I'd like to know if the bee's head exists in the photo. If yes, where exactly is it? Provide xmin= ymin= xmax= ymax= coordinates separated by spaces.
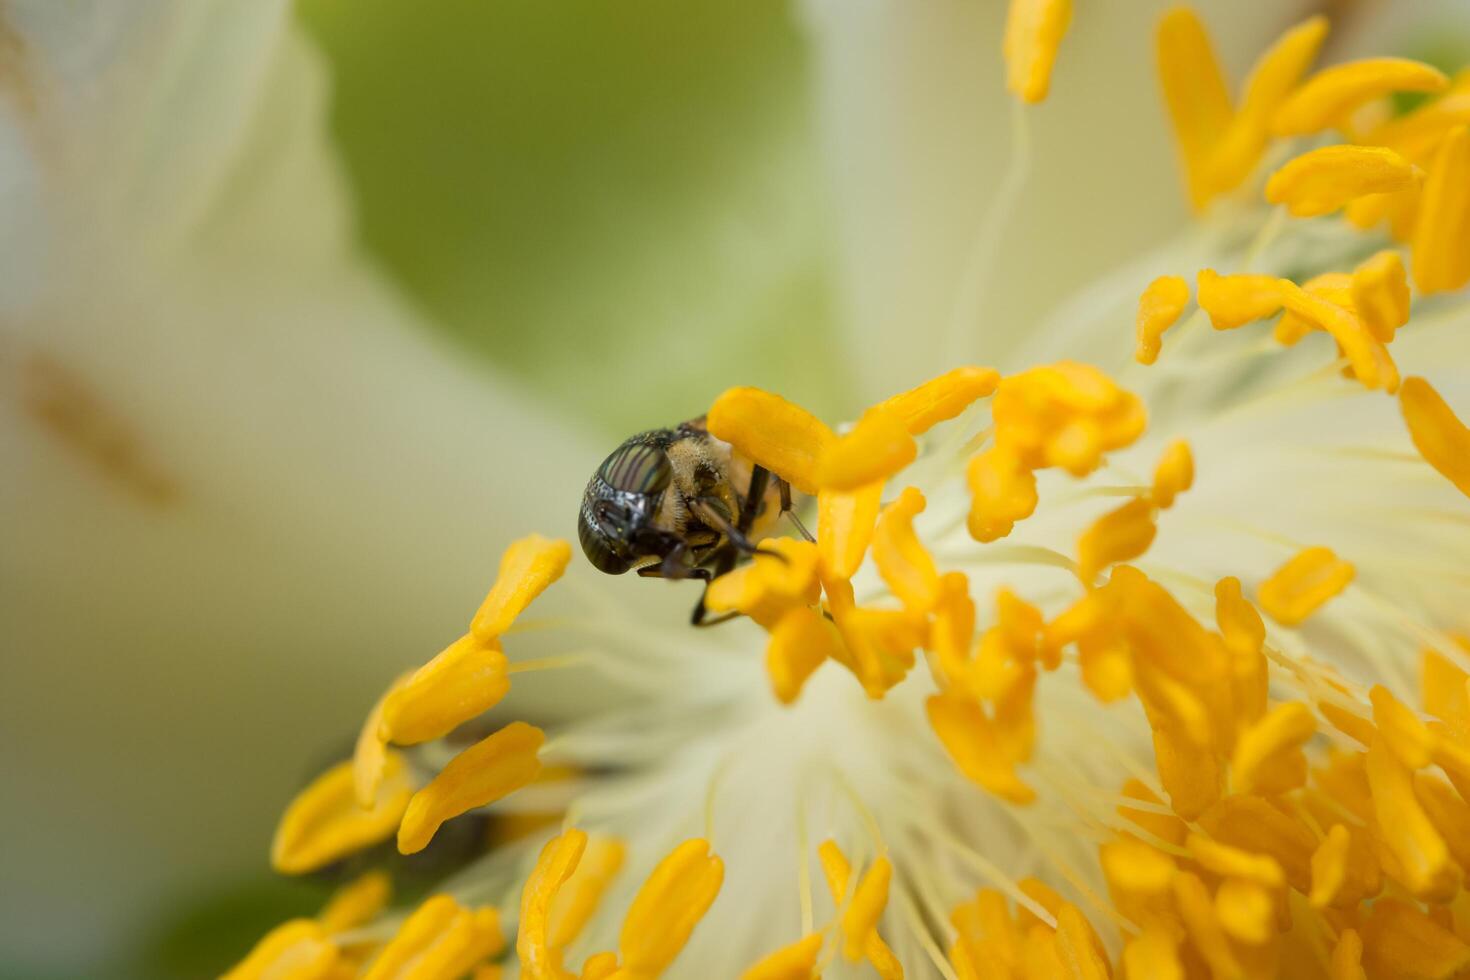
xmin=577 ymin=438 xmax=673 ymax=574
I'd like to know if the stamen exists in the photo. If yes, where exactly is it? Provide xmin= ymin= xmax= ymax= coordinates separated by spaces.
xmin=1156 ymin=6 xmax=1233 ymax=210
xmin=617 ymin=839 xmax=724 ymax=976
xmin=320 ymin=870 xmax=392 ymax=934
xmin=1272 ymin=57 xmax=1450 ymax=137
xmin=1230 ymin=701 xmax=1314 ymax=796
xmin=355 ymin=672 xmax=411 ymax=807
xmin=766 ymin=607 xmax=842 ymax=705
xmin=549 ymin=836 xmax=626 ymax=951
xmin=221 ymin=920 xmax=338 ymax=980
xmin=271 ymin=754 xmax=412 ymax=875
xmin=1351 ymin=250 xmax=1410 ymax=342
xmin=1399 ymin=376 xmax=1470 ymax=498
xmin=1150 ymin=440 xmax=1193 ymax=509
xmin=877 ymin=366 xmax=1001 ymax=435
xmin=708 ymin=387 xmax=836 ymax=494
xmin=364 ymin=894 xmax=505 ymax=980
xmin=470 ymin=534 xmax=572 ymax=641
xmin=1134 ymin=275 xmax=1190 ymax=365
xmin=398 ymin=722 xmax=545 ymax=854
xmin=739 ymin=933 xmax=823 ymax=980
xmin=1003 ymin=0 xmax=1072 ymax=104
xmin=380 ymin=634 xmax=511 ymax=746
xmin=816 ymin=482 xmax=883 ymax=580
xmin=1256 ymin=545 xmax=1355 ymax=627
xmin=1264 ymin=144 xmax=1422 ymax=218
xmin=1196 ymin=270 xmax=1283 ymax=330
xmin=817 ymin=409 xmax=916 ymax=491
xmin=1364 ymin=736 xmax=1461 ymax=901
xmin=872 ymin=487 xmax=941 ymax=612
xmin=516 ymin=828 xmax=587 ymax=979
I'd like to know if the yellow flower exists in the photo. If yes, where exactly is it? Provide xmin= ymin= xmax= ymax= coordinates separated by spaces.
xmin=232 ymin=5 xmax=1470 ymax=978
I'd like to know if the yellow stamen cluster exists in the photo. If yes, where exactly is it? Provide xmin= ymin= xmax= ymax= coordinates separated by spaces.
xmin=709 ymin=368 xmax=999 ymax=703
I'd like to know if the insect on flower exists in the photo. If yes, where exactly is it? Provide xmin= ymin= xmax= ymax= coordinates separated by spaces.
xmin=577 ymin=418 xmax=812 ymax=624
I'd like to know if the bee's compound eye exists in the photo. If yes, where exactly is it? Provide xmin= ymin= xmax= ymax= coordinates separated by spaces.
xmin=578 ymin=505 xmax=633 ymax=575
xmin=597 ymin=442 xmax=672 ymax=495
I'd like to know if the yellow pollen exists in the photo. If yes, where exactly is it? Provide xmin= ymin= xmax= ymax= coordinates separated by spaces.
xmin=1207 ymin=15 xmax=1328 ymax=193
xmin=617 ymin=838 xmax=724 ymax=977
xmin=740 ymin=933 xmax=824 ymax=980
xmin=1257 ymin=545 xmax=1356 ymax=626
xmin=319 ymin=870 xmax=392 ymax=934
xmin=965 ymin=446 xmax=1037 ymax=543
xmin=816 ymin=841 xmax=900 ymax=970
xmin=1003 ymin=0 xmax=1072 ymax=105
xmin=1360 ymin=899 xmax=1470 ymax=978
xmin=362 ymin=894 xmax=505 ymax=980
xmin=926 ymin=691 xmax=1036 ymax=804
xmin=1230 ymin=701 xmax=1315 ymax=796
xmin=1121 ymin=930 xmax=1183 ymax=980
xmin=1196 ymin=269 xmax=1283 ymax=330
xmin=518 ymin=828 xmax=587 ymax=980
xmin=1308 ymin=823 xmax=1351 ymax=909
xmin=397 ymin=721 xmax=544 ymax=855
xmin=872 ymin=487 xmax=941 ymax=612
xmin=706 ymin=538 xmax=821 ymax=630
xmin=1277 ymin=279 xmax=1400 ymax=391
xmin=470 ymin=534 xmax=572 ymax=641
xmin=1351 ymin=249 xmax=1410 ymax=342
xmin=877 ymin=366 xmax=1000 ymax=435
xmin=1185 ymin=833 xmax=1286 ymax=888
xmin=1272 ymin=57 xmax=1450 ymax=136
xmin=766 ymin=606 xmax=842 ymax=705
xmin=222 ymin=919 xmax=339 ymax=980
xmin=1172 ymin=872 xmax=1241 ymax=979
xmin=1134 ymin=275 xmax=1190 ymax=365
xmin=579 ymin=952 xmax=619 ymax=979
xmin=1264 ymin=144 xmax=1422 ymax=218
xmin=1149 ymin=440 xmax=1193 ymax=509
xmin=1054 ymin=903 xmax=1110 ymax=979
xmin=271 ymin=753 xmax=412 ymax=875
xmin=708 ymin=387 xmax=836 ymax=495
xmin=816 ymin=481 xmax=883 ymax=580
xmin=1369 ymin=684 xmax=1435 ymax=770
xmin=379 ymin=633 xmax=510 ymax=746
xmin=1411 ymin=125 xmax=1470 ymax=294
xmin=1156 ymin=6 xmax=1233 ymax=210
xmin=1365 ymin=735 xmax=1462 ymax=902
xmin=549 ymin=836 xmax=627 ymax=951
xmin=1076 ymin=497 xmax=1157 ymax=587
xmin=1400 ymin=376 xmax=1470 ymax=499
xmin=1212 ymin=878 xmax=1273 ymax=946
xmin=1331 ymin=927 xmax=1366 ymax=980
xmin=816 ymin=408 xmax=916 ymax=491
xmin=355 ymin=672 xmax=410 ymax=807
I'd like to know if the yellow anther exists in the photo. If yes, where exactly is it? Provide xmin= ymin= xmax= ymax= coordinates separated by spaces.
xmin=815 ymin=842 xmax=902 ymax=976
xmin=470 ymin=534 xmax=572 ymax=641
xmin=379 ymin=633 xmax=510 ymax=746
xmin=831 ymin=601 xmax=925 ymax=699
xmin=708 ymin=387 xmax=836 ymax=495
xmin=1213 ymin=878 xmax=1273 ymax=946
xmin=1003 ymin=0 xmax=1072 ymax=104
xmin=1100 ymin=836 xmax=1175 ymax=895
xmin=1257 ymin=545 xmax=1355 ymax=626
xmin=926 ymin=692 xmax=1036 ymax=803
xmin=1207 ymin=15 xmax=1329 ymax=192
xmin=355 ymin=673 xmax=411 ymax=808
xmin=1278 ymin=279 xmax=1400 ymax=391
xmin=1117 ymin=779 xmax=1188 ymax=848
xmin=1412 ymin=773 xmax=1470 ymax=880
xmin=222 ymin=919 xmax=339 ymax=980
xmin=877 ymin=366 xmax=1001 ymax=435
xmin=518 ymin=828 xmax=588 ymax=980
xmin=1351 ymin=250 xmax=1410 ymax=343
xmin=1370 ymin=685 xmax=1435 ymax=770
xmin=706 ymin=538 xmax=822 ymax=630
xmin=740 ymin=933 xmax=823 ymax=980
xmin=272 ymin=754 xmax=412 ymax=875
xmin=1331 ymin=927 xmax=1366 ymax=980
xmin=1273 ymin=57 xmax=1450 ymax=136
xmin=841 ymin=856 xmax=892 ymax=962
xmin=766 ymin=606 xmax=842 ymax=705
xmin=1054 ymin=904 xmax=1110 ymax=980
xmin=1308 ymin=824 xmax=1351 ymax=909
xmin=550 ymin=836 xmax=627 ymax=951
xmin=363 ymin=894 xmax=505 ymax=980
xmin=1076 ymin=497 xmax=1157 ymax=587
xmin=1150 ymin=723 xmax=1222 ymax=819
xmin=930 ymin=572 xmax=976 ymax=686
xmin=1265 ymin=144 xmax=1421 ymax=218
xmin=1156 ymin=7 xmax=1234 ymax=210
xmin=966 ymin=446 xmax=1037 ymax=543
xmin=1366 ymin=736 xmax=1463 ymax=902
xmin=1400 ymin=376 xmax=1470 ymax=498
xmin=872 ymin=487 xmax=941 ymax=612
xmin=1411 ymin=125 xmax=1470 ymax=294
xmin=1422 ymin=645 xmax=1470 ymax=726
xmin=618 ymin=838 xmax=724 ymax=976
xmin=1150 ymin=440 xmax=1193 ymax=509
xmin=580 ymin=953 xmax=619 ymax=980
xmin=816 ymin=481 xmax=883 ymax=580
xmin=320 ymin=870 xmax=392 ymax=934
xmin=817 ymin=409 xmax=916 ymax=493
xmin=1361 ymin=899 xmax=1470 ymax=979
xmin=1173 ymin=872 xmax=1242 ymax=980
xmin=1196 ymin=269 xmax=1283 ymax=330
xmin=1231 ymin=701 xmax=1315 ymax=796
xmin=1215 ymin=578 xmax=1266 ymax=726
xmin=1135 ymin=275 xmax=1190 ymax=365
xmin=1122 ymin=931 xmax=1183 ymax=980
xmin=1186 ymin=833 xmax=1286 ymax=889
xmin=397 ymin=721 xmax=544 ymax=855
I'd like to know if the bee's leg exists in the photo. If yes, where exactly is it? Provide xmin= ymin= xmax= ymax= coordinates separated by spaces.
xmin=736 ymin=465 xmax=770 ymax=536
xmin=775 ymin=476 xmax=816 ymax=542
xmin=691 ymin=547 xmax=742 ymax=627
xmin=689 ymin=497 xmax=787 ymax=562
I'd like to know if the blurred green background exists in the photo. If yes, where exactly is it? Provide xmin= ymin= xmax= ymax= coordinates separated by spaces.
xmin=295 ymin=0 xmax=843 ymax=439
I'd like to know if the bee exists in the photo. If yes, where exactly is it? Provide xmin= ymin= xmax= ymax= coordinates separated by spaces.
xmin=578 ymin=417 xmax=809 ymax=624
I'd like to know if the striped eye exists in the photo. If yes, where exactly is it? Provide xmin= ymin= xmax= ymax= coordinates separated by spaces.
xmin=598 ymin=441 xmax=672 ymax=495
